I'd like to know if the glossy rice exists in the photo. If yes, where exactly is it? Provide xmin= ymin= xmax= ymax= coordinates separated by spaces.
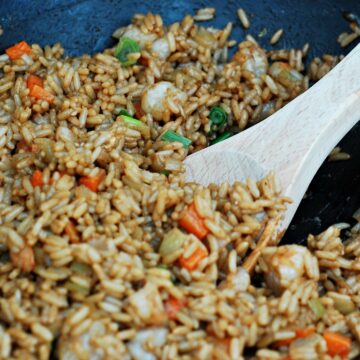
xmin=0 ymin=10 xmax=359 ymax=360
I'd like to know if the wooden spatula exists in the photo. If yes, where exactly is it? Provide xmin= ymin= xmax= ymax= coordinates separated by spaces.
xmin=185 ymin=43 xmax=360 ymax=268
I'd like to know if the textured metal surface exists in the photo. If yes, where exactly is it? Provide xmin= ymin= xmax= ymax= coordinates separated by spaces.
xmin=0 ymin=0 xmax=359 ymax=244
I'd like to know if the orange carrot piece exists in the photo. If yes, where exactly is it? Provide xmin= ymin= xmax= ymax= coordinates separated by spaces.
xmin=64 ymin=221 xmax=80 ymax=243
xmin=6 ymin=41 xmax=32 ymax=60
xmin=179 ymin=246 xmax=208 ymax=271
xmin=27 ymin=74 xmax=43 ymax=91
xmin=79 ymin=169 xmax=106 ymax=192
xmin=324 ymin=332 xmax=351 ymax=357
xmin=29 ymin=84 xmax=54 ymax=103
xmin=274 ymin=338 xmax=294 ymax=347
xmin=179 ymin=203 xmax=209 ymax=240
xmin=11 ymin=245 xmax=35 ymax=273
xmin=274 ymin=327 xmax=316 ymax=348
xmin=165 ymin=296 xmax=187 ymax=320
xmin=31 ymin=170 xmax=44 ymax=187
xmin=296 ymin=327 xmax=316 ymax=338
xmin=134 ymin=102 xmax=144 ymax=119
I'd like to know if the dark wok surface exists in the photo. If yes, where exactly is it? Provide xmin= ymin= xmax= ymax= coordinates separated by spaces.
xmin=1 ymin=0 xmax=359 ymax=244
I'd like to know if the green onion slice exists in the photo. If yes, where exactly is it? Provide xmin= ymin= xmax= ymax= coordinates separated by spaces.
xmin=120 ymin=115 xmax=150 ymax=138
xmin=161 ymin=130 xmax=192 ymax=148
xmin=117 ymin=109 xmax=131 ymax=117
xmin=115 ymin=37 xmax=141 ymax=66
xmin=209 ymin=105 xmax=228 ymax=134
xmin=210 ymin=106 xmax=227 ymax=125
xmin=210 ymin=131 xmax=232 ymax=145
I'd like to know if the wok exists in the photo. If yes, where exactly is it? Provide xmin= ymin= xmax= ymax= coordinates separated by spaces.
xmin=0 ymin=0 xmax=359 ymax=244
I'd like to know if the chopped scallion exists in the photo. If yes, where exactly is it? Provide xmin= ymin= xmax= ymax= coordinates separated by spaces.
xmin=117 ymin=109 xmax=131 ymax=117
xmin=161 ymin=130 xmax=192 ymax=148
xmin=119 ymin=115 xmax=150 ymax=138
xmin=210 ymin=131 xmax=232 ymax=145
xmin=209 ymin=105 xmax=228 ymax=134
xmin=115 ymin=37 xmax=141 ymax=66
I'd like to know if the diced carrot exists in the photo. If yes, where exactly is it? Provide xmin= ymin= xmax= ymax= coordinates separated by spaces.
xmin=165 ymin=296 xmax=187 ymax=320
xmin=27 ymin=74 xmax=43 ymax=91
xmin=64 ymin=221 xmax=80 ymax=243
xmin=79 ymin=169 xmax=106 ymax=192
xmin=282 ymin=356 xmax=291 ymax=360
xmin=11 ymin=245 xmax=35 ymax=273
xmin=324 ymin=332 xmax=351 ymax=357
xmin=296 ymin=327 xmax=316 ymax=338
xmin=29 ymin=84 xmax=54 ymax=103
xmin=274 ymin=338 xmax=294 ymax=347
xmin=179 ymin=203 xmax=209 ymax=240
xmin=6 ymin=41 xmax=32 ymax=60
xmin=274 ymin=328 xmax=316 ymax=348
xmin=179 ymin=246 xmax=208 ymax=271
xmin=31 ymin=170 xmax=44 ymax=187
xmin=134 ymin=102 xmax=144 ymax=119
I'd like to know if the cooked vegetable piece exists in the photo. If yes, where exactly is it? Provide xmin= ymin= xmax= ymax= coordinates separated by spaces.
xmin=64 ymin=281 xmax=90 ymax=296
xmin=296 ymin=328 xmax=316 ymax=338
xmin=70 ymin=262 xmax=92 ymax=276
xmin=274 ymin=328 xmax=316 ymax=347
xmin=179 ymin=203 xmax=209 ymax=240
xmin=308 ymin=298 xmax=325 ymax=318
xmin=6 ymin=41 xmax=32 ymax=60
xmin=79 ymin=169 xmax=106 ymax=192
xmin=210 ymin=131 xmax=232 ymax=145
xmin=119 ymin=115 xmax=150 ymax=138
xmin=209 ymin=106 xmax=228 ymax=134
xmin=179 ymin=246 xmax=208 ymax=271
xmin=64 ymin=221 xmax=80 ymax=243
xmin=165 ymin=296 xmax=187 ymax=320
xmin=161 ymin=130 xmax=192 ymax=148
xmin=29 ymin=84 xmax=54 ymax=103
xmin=117 ymin=109 xmax=131 ymax=117
xmin=323 ymin=332 xmax=351 ymax=357
xmin=159 ymin=228 xmax=187 ymax=256
xmin=31 ymin=170 xmax=44 ymax=187
xmin=27 ymin=74 xmax=43 ymax=91
xmin=115 ymin=37 xmax=141 ymax=66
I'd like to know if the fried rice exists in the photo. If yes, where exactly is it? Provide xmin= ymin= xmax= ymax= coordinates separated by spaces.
xmin=0 ymin=10 xmax=359 ymax=360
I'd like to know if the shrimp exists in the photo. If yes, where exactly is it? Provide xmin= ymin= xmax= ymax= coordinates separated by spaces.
xmin=113 ymin=24 xmax=171 ymax=60
xmin=57 ymin=320 xmax=128 ymax=360
xmin=128 ymin=328 xmax=168 ymax=360
xmin=151 ymin=37 xmax=171 ymax=60
xmin=219 ymin=267 xmax=250 ymax=292
xmin=128 ymin=282 xmax=167 ymax=325
xmin=113 ymin=25 xmax=157 ymax=48
xmin=141 ymin=81 xmax=187 ymax=120
xmin=269 ymin=62 xmax=304 ymax=90
xmin=261 ymin=245 xmax=319 ymax=294
xmin=233 ymin=43 xmax=269 ymax=77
